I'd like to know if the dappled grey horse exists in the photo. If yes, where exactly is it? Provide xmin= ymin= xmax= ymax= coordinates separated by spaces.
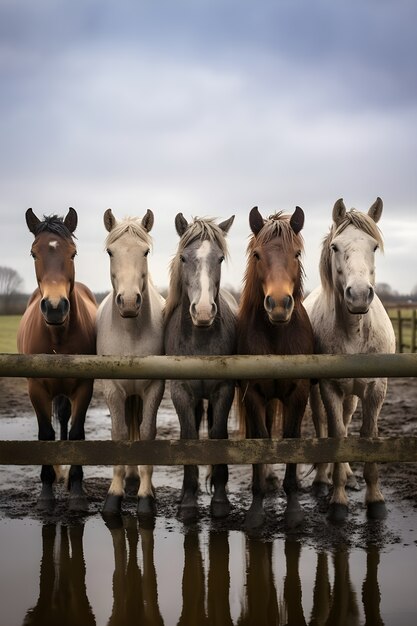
xmin=164 ymin=213 xmax=237 ymax=522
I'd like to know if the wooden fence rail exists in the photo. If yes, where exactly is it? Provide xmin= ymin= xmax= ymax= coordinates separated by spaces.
xmin=1 ymin=353 xmax=417 ymax=466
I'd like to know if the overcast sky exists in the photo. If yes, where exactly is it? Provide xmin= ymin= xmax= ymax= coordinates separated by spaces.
xmin=1 ymin=0 xmax=416 ymax=297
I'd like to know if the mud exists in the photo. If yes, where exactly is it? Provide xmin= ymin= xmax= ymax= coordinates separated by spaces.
xmin=1 ymin=375 xmax=417 ymax=551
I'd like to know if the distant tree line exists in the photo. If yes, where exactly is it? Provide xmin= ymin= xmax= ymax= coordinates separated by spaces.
xmin=0 ymin=266 xmax=416 ymax=315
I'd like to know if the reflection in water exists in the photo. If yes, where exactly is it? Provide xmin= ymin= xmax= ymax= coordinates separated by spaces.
xmin=105 ymin=515 xmax=163 ymax=626
xmin=19 ymin=518 xmax=385 ymax=626
xmin=22 ymin=523 xmax=95 ymax=626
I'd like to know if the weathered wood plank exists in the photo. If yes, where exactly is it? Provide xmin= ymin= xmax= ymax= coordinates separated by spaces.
xmin=1 ymin=437 xmax=417 ymax=465
xmin=1 ymin=352 xmax=417 ymax=380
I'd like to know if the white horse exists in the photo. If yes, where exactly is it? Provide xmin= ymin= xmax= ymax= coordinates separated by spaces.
xmin=304 ymin=198 xmax=395 ymax=522
xmin=96 ymin=209 xmax=165 ymax=517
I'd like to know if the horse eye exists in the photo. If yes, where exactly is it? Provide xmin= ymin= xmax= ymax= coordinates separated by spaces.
xmin=30 ymin=251 xmax=36 ymax=259
xmin=180 ymin=254 xmax=186 ymax=263
xmin=144 ymin=249 xmax=150 ymax=257
xmin=295 ymin=250 xmax=301 ymax=259
xmin=71 ymin=252 xmax=77 ymax=260
xmin=253 ymin=251 xmax=260 ymax=260
xmin=219 ymin=255 xmax=225 ymax=264
xmin=106 ymin=249 xmax=113 ymax=257
xmin=330 ymin=244 xmax=338 ymax=253
xmin=374 ymin=244 xmax=379 ymax=252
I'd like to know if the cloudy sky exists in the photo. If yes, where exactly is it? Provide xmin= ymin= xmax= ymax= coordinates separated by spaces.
xmin=1 ymin=0 xmax=416 ymax=297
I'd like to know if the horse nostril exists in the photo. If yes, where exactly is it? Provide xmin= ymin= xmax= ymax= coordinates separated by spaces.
xmin=190 ymin=303 xmax=197 ymax=317
xmin=60 ymin=298 xmax=70 ymax=316
xmin=116 ymin=294 xmax=123 ymax=308
xmin=368 ymin=286 xmax=374 ymax=301
xmin=211 ymin=302 xmax=217 ymax=317
xmin=346 ymin=286 xmax=353 ymax=300
xmin=136 ymin=293 xmax=142 ymax=307
xmin=40 ymin=298 xmax=48 ymax=315
xmin=283 ymin=295 xmax=293 ymax=311
xmin=265 ymin=295 xmax=275 ymax=311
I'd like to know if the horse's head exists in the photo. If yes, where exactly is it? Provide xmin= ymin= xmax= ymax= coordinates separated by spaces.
xmin=104 ymin=209 xmax=154 ymax=318
xmin=325 ymin=197 xmax=384 ymax=314
xmin=248 ymin=206 xmax=305 ymax=324
xmin=26 ymin=207 xmax=77 ymax=325
xmin=172 ymin=214 xmax=234 ymax=327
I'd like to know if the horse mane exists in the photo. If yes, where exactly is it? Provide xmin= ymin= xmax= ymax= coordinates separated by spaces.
xmin=104 ymin=217 xmax=153 ymax=250
xmin=320 ymin=209 xmax=384 ymax=296
xmin=239 ymin=212 xmax=305 ymax=318
xmin=32 ymin=215 xmax=77 ymax=241
xmin=165 ymin=217 xmax=230 ymax=321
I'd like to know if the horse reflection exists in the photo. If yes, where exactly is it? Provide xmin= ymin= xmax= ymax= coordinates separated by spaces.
xmin=105 ymin=515 xmax=163 ymax=626
xmin=23 ymin=523 xmax=95 ymax=626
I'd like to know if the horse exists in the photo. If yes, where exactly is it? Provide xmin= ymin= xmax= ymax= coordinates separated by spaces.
xmin=304 ymin=198 xmax=396 ymax=522
xmin=164 ymin=213 xmax=237 ymax=522
xmin=237 ymin=206 xmax=314 ymax=529
xmin=17 ymin=208 xmax=97 ymax=511
xmin=96 ymin=209 xmax=165 ymax=517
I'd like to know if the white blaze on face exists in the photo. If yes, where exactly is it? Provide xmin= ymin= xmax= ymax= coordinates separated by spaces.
xmin=49 ymin=241 xmax=59 ymax=249
xmin=194 ymin=240 xmax=213 ymax=321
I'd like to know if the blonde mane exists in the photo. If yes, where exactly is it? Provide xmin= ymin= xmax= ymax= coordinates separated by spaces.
xmin=165 ymin=218 xmax=229 ymax=321
xmin=105 ymin=217 xmax=153 ymax=250
xmin=320 ymin=209 xmax=384 ymax=295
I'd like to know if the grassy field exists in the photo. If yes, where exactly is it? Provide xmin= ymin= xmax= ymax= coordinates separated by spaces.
xmin=0 ymin=316 xmax=20 ymax=353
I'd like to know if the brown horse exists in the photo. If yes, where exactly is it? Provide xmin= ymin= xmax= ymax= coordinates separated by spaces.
xmin=17 ymin=208 xmax=97 ymax=511
xmin=237 ymin=206 xmax=314 ymax=529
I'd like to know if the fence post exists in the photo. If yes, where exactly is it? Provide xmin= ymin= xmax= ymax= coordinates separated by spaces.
xmin=397 ymin=309 xmax=403 ymax=352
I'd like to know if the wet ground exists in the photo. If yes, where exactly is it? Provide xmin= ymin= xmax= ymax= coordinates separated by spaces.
xmin=1 ymin=377 xmax=417 ymax=624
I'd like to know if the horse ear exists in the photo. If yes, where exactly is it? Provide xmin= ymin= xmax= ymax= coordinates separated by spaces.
xmin=142 ymin=209 xmax=154 ymax=233
xmin=175 ymin=213 xmax=188 ymax=237
xmin=249 ymin=207 xmax=264 ymax=235
xmin=64 ymin=207 xmax=78 ymax=233
xmin=104 ymin=209 xmax=117 ymax=232
xmin=25 ymin=208 xmax=40 ymax=234
xmin=218 ymin=215 xmax=235 ymax=234
xmin=332 ymin=198 xmax=346 ymax=226
xmin=368 ymin=197 xmax=383 ymax=223
xmin=290 ymin=206 xmax=304 ymax=234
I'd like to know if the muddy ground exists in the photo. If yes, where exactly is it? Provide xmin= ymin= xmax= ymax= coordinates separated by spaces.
xmin=0 ymin=375 xmax=417 ymax=549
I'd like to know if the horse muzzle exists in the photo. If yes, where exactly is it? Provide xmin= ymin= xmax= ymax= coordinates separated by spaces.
xmin=116 ymin=293 xmax=142 ymax=318
xmin=344 ymin=285 xmax=374 ymax=314
xmin=264 ymin=294 xmax=294 ymax=324
xmin=190 ymin=302 xmax=217 ymax=327
xmin=40 ymin=297 xmax=70 ymax=325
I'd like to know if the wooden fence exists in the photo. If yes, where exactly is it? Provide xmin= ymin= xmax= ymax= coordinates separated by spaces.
xmin=1 ymin=353 xmax=417 ymax=466
xmin=387 ymin=308 xmax=417 ymax=353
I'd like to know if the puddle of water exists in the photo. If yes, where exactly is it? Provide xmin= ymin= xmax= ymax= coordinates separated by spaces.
xmin=0 ymin=513 xmax=417 ymax=626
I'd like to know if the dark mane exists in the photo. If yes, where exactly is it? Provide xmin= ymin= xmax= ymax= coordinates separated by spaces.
xmin=33 ymin=215 xmax=77 ymax=241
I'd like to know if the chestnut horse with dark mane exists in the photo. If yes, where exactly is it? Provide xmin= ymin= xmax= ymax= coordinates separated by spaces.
xmin=237 ymin=206 xmax=314 ymax=529
xmin=17 ymin=208 xmax=97 ymax=511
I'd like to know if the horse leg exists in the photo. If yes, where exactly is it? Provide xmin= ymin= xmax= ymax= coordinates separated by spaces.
xmin=321 ymin=380 xmax=349 ymax=522
xmin=282 ymin=385 xmax=309 ymax=528
xmin=171 ymin=381 xmax=200 ymax=522
xmin=103 ymin=385 xmax=129 ymax=516
xmin=137 ymin=380 xmax=165 ymax=517
xmin=343 ymin=396 xmax=360 ymax=490
xmin=361 ymin=379 xmax=388 ymax=519
xmin=67 ymin=380 xmax=93 ymax=511
xmin=242 ymin=386 xmax=269 ymax=529
xmin=208 ymin=383 xmax=235 ymax=518
xmin=29 ymin=379 xmax=56 ymax=510
xmin=310 ymin=382 xmax=332 ymax=496
xmin=265 ymin=400 xmax=280 ymax=492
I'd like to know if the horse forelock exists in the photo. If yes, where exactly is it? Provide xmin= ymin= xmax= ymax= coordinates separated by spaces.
xmin=320 ymin=209 xmax=385 ymax=295
xmin=239 ymin=213 xmax=305 ymax=318
xmin=164 ymin=218 xmax=229 ymax=322
xmin=104 ymin=218 xmax=153 ymax=250
xmin=32 ymin=215 xmax=76 ymax=242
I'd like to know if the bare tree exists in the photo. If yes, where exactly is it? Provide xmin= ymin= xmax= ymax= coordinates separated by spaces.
xmin=0 ymin=266 xmax=23 ymax=295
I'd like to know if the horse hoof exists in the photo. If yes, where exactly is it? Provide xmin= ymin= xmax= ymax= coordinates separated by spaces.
xmin=312 ymin=481 xmax=330 ymax=498
xmin=36 ymin=497 xmax=55 ymax=513
xmin=210 ymin=498 xmax=231 ymax=519
xmin=327 ymin=502 xmax=348 ymax=523
xmin=178 ymin=503 xmax=199 ymax=523
xmin=244 ymin=508 xmax=266 ymax=530
xmin=367 ymin=501 xmax=387 ymax=520
xmin=346 ymin=475 xmax=361 ymax=491
xmin=284 ymin=505 xmax=305 ymax=529
xmin=102 ymin=494 xmax=123 ymax=516
xmin=69 ymin=494 xmax=89 ymax=512
xmin=137 ymin=495 xmax=156 ymax=517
